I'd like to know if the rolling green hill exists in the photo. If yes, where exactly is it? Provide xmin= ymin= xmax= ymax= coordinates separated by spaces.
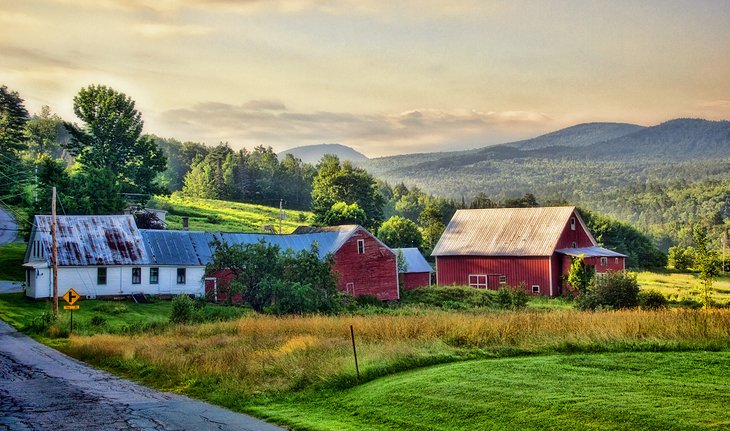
xmin=149 ymin=194 xmax=314 ymax=233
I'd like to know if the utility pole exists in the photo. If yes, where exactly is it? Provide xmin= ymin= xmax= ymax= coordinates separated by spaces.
xmin=51 ymin=186 xmax=58 ymax=316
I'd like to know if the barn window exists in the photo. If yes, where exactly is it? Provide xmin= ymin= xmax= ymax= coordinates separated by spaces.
xmin=572 ymin=241 xmax=577 ymax=248
xmin=346 ymin=282 xmax=355 ymax=295
xmin=132 ymin=267 xmax=141 ymax=284
xmin=97 ymin=268 xmax=107 ymax=285
xmin=149 ymin=267 xmax=159 ymax=284
xmin=357 ymin=239 xmax=365 ymax=255
xmin=498 ymin=276 xmax=507 ymax=285
xmin=570 ymin=217 xmax=576 ymax=231
xmin=177 ymin=268 xmax=186 ymax=284
xmin=615 ymin=258 xmax=619 ymax=264
xmin=469 ymin=274 xmax=487 ymax=289
xmin=601 ymin=257 xmax=608 ymax=267
xmin=531 ymin=284 xmax=540 ymax=294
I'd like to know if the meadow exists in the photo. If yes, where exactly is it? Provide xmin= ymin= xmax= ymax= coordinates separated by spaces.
xmin=637 ymin=270 xmax=730 ymax=304
xmin=149 ymin=194 xmax=313 ymax=233
xmin=1 ymin=291 xmax=729 ymax=429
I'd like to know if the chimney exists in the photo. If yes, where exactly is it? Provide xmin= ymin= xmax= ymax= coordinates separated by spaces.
xmin=182 ymin=217 xmax=189 ymax=231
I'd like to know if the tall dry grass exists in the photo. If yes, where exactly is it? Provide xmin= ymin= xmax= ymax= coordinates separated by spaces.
xmin=67 ymin=308 xmax=730 ymax=396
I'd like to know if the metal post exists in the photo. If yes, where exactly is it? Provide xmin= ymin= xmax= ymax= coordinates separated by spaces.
xmin=52 ymin=187 xmax=58 ymax=316
xmin=70 ymin=310 xmax=73 ymax=334
xmin=350 ymin=325 xmax=360 ymax=381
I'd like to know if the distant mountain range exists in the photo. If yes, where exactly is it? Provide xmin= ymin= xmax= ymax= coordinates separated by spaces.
xmin=278 ymin=143 xmax=369 ymax=165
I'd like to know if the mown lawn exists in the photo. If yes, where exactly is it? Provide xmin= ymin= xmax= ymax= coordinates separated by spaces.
xmin=637 ymin=270 xmax=730 ymax=304
xmin=0 ymin=242 xmax=26 ymax=281
xmin=149 ymin=194 xmax=313 ymax=233
xmin=254 ymin=351 xmax=730 ymax=431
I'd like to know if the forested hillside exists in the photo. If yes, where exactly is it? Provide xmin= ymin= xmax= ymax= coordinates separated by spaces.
xmin=361 ymin=119 xmax=730 ymax=249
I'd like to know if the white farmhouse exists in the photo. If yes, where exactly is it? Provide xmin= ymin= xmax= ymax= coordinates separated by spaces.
xmin=24 ymin=215 xmax=205 ymax=299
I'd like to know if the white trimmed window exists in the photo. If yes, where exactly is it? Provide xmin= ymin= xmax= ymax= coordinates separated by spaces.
xmin=177 ymin=268 xmax=186 ymax=284
xmin=149 ymin=267 xmax=159 ymax=284
xmin=498 ymin=276 xmax=507 ymax=285
xmin=346 ymin=282 xmax=355 ymax=295
xmin=531 ymin=284 xmax=540 ymax=294
xmin=570 ymin=217 xmax=576 ymax=231
xmin=469 ymin=274 xmax=487 ymax=289
xmin=601 ymin=257 xmax=608 ymax=267
xmin=357 ymin=239 xmax=365 ymax=255
xmin=132 ymin=267 xmax=141 ymax=284
xmin=97 ymin=268 xmax=107 ymax=285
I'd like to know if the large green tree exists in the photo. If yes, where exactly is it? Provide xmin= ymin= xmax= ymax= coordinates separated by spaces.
xmin=25 ymin=105 xmax=65 ymax=157
xmin=63 ymin=85 xmax=166 ymax=196
xmin=693 ymin=225 xmax=721 ymax=308
xmin=311 ymin=154 xmax=385 ymax=229
xmin=377 ymin=215 xmax=423 ymax=249
xmin=0 ymin=85 xmax=29 ymax=154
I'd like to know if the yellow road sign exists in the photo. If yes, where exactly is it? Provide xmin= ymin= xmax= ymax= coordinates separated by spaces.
xmin=63 ymin=305 xmax=80 ymax=310
xmin=62 ymin=288 xmax=81 ymax=305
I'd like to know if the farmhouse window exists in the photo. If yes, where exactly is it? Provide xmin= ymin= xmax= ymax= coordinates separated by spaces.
xmin=177 ymin=268 xmax=186 ymax=284
xmin=601 ymin=257 xmax=608 ymax=267
xmin=357 ymin=239 xmax=365 ymax=255
xmin=570 ymin=217 xmax=576 ymax=230
xmin=132 ymin=267 xmax=141 ymax=284
xmin=499 ymin=276 xmax=507 ymax=285
xmin=346 ymin=282 xmax=355 ymax=295
xmin=531 ymin=284 xmax=540 ymax=294
xmin=149 ymin=267 xmax=159 ymax=284
xmin=97 ymin=268 xmax=107 ymax=285
xmin=469 ymin=274 xmax=487 ymax=289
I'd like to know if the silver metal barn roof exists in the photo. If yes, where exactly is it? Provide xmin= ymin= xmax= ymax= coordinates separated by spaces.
xmin=393 ymin=248 xmax=432 ymax=273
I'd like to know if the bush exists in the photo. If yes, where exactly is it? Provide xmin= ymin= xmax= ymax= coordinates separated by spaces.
xmin=495 ymin=285 xmax=529 ymax=310
xmin=578 ymin=271 xmax=639 ymax=310
xmin=495 ymin=288 xmax=513 ymax=309
xmin=510 ymin=285 xmax=529 ymax=309
xmin=170 ymin=294 xmax=196 ymax=324
xmin=638 ymin=290 xmax=668 ymax=310
xmin=27 ymin=311 xmax=58 ymax=333
xmin=263 ymin=279 xmax=317 ymax=315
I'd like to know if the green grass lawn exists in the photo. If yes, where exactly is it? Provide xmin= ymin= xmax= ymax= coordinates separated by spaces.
xmin=254 ymin=351 xmax=730 ymax=431
xmin=0 ymin=242 xmax=26 ymax=281
xmin=637 ymin=270 xmax=730 ymax=304
xmin=150 ymin=194 xmax=314 ymax=233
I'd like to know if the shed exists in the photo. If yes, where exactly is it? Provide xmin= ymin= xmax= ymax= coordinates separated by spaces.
xmin=393 ymin=248 xmax=432 ymax=289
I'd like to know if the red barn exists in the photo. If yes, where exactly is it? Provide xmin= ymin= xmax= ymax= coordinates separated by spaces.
xmin=393 ymin=248 xmax=433 ymax=289
xmin=431 ymin=207 xmax=626 ymax=296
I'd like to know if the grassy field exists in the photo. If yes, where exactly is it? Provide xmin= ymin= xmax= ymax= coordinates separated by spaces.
xmin=1 ymin=291 xmax=729 ymax=430
xmin=0 ymin=242 xmax=25 ymax=281
xmin=637 ymin=270 xmax=730 ymax=304
xmin=256 ymin=351 xmax=730 ymax=430
xmin=149 ymin=194 xmax=314 ymax=233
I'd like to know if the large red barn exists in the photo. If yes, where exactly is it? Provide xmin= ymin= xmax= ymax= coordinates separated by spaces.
xmin=431 ymin=207 xmax=626 ymax=296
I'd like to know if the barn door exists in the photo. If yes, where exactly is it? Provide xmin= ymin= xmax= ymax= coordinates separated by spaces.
xmin=487 ymin=275 xmax=501 ymax=291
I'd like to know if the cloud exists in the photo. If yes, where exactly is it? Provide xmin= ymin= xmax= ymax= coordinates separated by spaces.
xmin=155 ymin=101 xmax=553 ymax=156
xmin=133 ymin=23 xmax=213 ymax=38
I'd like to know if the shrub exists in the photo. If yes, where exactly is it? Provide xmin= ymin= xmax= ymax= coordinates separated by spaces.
xmin=355 ymin=295 xmax=383 ymax=307
xmin=27 ymin=311 xmax=58 ymax=333
xmin=90 ymin=315 xmax=107 ymax=326
xmin=495 ymin=288 xmax=513 ymax=309
xmin=263 ymin=279 xmax=317 ymax=315
xmin=578 ymin=271 xmax=639 ymax=310
xmin=510 ymin=284 xmax=529 ymax=309
xmin=400 ymin=285 xmax=493 ymax=308
xmin=170 ymin=294 xmax=196 ymax=324
xmin=638 ymin=290 xmax=668 ymax=310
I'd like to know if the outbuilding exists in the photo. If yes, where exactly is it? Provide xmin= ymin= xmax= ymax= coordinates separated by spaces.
xmin=431 ymin=206 xmax=626 ymax=296
xmin=393 ymin=247 xmax=432 ymax=289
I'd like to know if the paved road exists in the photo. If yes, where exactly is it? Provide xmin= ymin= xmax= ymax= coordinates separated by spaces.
xmin=0 ymin=281 xmax=22 ymax=294
xmin=0 ymin=206 xmax=18 ymax=245
xmin=0 ymin=320 xmax=285 ymax=431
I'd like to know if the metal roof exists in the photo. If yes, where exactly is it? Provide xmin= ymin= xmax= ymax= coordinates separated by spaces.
xmin=33 ymin=215 xmax=148 ymax=266
xmin=431 ymin=207 xmax=595 ymax=257
xmin=393 ymin=248 xmax=432 ymax=273
xmin=555 ymin=246 xmax=627 ymax=258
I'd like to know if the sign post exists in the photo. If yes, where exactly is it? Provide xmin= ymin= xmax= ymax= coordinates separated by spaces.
xmin=62 ymin=288 xmax=81 ymax=333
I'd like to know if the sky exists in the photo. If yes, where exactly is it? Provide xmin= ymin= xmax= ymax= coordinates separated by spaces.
xmin=2 ymin=0 xmax=730 ymax=157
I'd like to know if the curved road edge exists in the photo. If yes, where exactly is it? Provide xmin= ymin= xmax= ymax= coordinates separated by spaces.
xmin=0 ymin=320 xmax=286 ymax=431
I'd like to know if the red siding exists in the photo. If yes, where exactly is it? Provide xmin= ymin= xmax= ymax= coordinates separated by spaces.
xmin=560 ymin=255 xmax=627 ymax=294
xmin=436 ymin=256 xmax=552 ymax=295
xmin=402 ymin=272 xmax=430 ymax=290
xmin=332 ymin=228 xmax=399 ymax=301
xmin=554 ymin=211 xmax=595 ymax=250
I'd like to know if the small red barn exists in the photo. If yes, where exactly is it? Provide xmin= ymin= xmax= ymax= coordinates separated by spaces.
xmin=393 ymin=247 xmax=433 ymax=289
xmin=431 ymin=207 xmax=626 ymax=296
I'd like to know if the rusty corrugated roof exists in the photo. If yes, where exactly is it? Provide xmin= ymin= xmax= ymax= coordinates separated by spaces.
xmin=431 ymin=207 xmax=589 ymax=257
xmin=34 ymin=215 xmax=148 ymax=266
